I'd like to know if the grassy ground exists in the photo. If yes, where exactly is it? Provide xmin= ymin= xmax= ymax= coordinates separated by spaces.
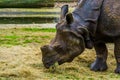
xmin=0 ymin=28 xmax=120 ymax=80
xmin=0 ymin=28 xmax=56 ymax=46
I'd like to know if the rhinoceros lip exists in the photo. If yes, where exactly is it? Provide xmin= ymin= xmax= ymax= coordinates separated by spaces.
xmin=58 ymin=60 xmax=64 ymax=65
xmin=43 ymin=55 xmax=60 ymax=69
xmin=44 ymin=64 xmax=51 ymax=69
xmin=44 ymin=61 xmax=60 ymax=69
xmin=57 ymin=57 xmax=74 ymax=65
xmin=44 ymin=61 xmax=57 ymax=69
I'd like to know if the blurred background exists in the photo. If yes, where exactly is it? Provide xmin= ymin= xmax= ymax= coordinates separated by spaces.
xmin=0 ymin=0 xmax=77 ymax=28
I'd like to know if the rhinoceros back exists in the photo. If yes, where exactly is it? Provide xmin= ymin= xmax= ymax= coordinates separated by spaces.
xmin=97 ymin=0 xmax=120 ymax=37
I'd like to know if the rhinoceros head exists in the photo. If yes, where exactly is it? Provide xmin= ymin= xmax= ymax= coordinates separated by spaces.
xmin=41 ymin=5 xmax=93 ymax=68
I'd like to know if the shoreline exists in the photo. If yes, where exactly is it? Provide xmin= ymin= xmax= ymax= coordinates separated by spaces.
xmin=0 ymin=23 xmax=56 ymax=29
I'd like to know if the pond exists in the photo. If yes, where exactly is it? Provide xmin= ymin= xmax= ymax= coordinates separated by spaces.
xmin=0 ymin=8 xmax=60 ymax=24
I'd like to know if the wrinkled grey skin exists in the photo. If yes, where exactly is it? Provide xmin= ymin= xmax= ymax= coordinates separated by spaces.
xmin=41 ymin=0 xmax=120 ymax=73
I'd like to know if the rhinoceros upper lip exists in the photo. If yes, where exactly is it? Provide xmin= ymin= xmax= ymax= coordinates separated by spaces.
xmin=44 ymin=61 xmax=60 ymax=69
xmin=58 ymin=59 xmax=67 ymax=65
xmin=44 ymin=64 xmax=50 ymax=69
xmin=58 ymin=60 xmax=63 ymax=65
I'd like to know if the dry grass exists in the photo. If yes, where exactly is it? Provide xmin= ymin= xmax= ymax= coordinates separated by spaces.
xmin=0 ymin=28 xmax=120 ymax=80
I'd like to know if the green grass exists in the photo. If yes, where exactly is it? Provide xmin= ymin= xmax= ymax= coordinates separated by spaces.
xmin=0 ymin=28 xmax=56 ymax=46
xmin=22 ymin=28 xmax=56 ymax=32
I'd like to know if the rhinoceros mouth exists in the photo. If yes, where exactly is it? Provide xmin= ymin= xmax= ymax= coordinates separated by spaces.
xmin=58 ymin=59 xmax=73 ymax=65
xmin=43 ymin=55 xmax=68 ymax=69
xmin=43 ymin=61 xmax=58 ymax=69
xmin=44 ymin=58 xmax=73 ymax=69
xmin=44 ymin=60 xmax=67 ymax=69
xmin=58 ymin=60 xmax=64 ymax=65
xmin=42 ymin=56 xmax=59 ymax=68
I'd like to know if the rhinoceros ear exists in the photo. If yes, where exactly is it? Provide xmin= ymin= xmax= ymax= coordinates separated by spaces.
xmin=78 ymin=27 xmax=93 ymax=49
xmin=66 ymin=13 xmax=74 ymax=24
xmin=60 ymin=5 xmax=69 ymax=20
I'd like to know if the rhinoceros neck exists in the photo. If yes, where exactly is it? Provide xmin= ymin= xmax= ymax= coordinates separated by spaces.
xmin=72 ymin=0 xmax=104 ymax=36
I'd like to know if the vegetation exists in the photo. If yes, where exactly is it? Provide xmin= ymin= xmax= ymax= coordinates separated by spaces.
xmin=0 ymin=28 xmax=120 ymax=79
xmin=0 ymin=0 xmax=54 ymax=8
xmin=0 ymin=28 xmax=56 ymax=46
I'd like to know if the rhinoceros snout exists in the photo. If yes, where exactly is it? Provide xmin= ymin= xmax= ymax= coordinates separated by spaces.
xmin=41 ymin=45 xmax=49 ymax=55
xmin=41 ymin=45 xmax=55 ymax=56
xmin=41 ymin=45 xmax=59 ymax=68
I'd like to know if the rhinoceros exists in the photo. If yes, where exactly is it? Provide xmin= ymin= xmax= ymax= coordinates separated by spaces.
xmin=41 ymin=0 xmax=120 ymax=73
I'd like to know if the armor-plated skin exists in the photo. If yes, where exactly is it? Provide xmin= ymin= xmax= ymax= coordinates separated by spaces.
xmin=41 ymin=0 xmax=120 ymax=73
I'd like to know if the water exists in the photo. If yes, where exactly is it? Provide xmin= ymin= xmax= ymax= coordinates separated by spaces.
xmin=0 ymin=8 xmax=60 ymax=24
xmin=0 ymin=17 xmax=57 ymax=24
